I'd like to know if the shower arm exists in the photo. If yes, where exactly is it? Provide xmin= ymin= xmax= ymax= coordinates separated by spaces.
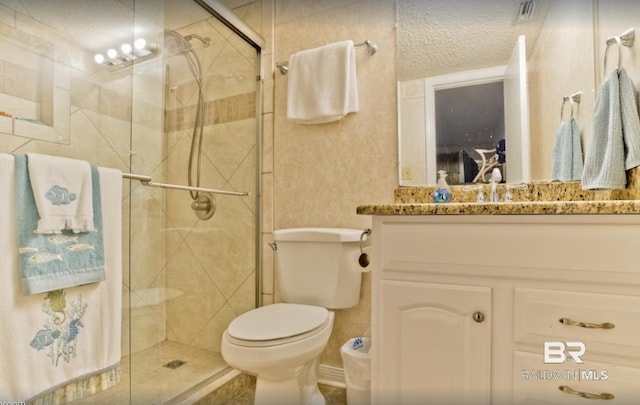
xmin=184 ymin=33 xmax=211 ymax=47
xmin=123 ymin=173 xmax=248 ymax=196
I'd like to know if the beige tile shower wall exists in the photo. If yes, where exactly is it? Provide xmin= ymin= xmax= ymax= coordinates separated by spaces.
xmin=164 ymin=0 xmax=261 ymax=352
xmin=528 ymin=0 xmax=596 ymax=182
xmin=273 ymin=0 xmax=397 ymax=367
xmin=0 ymin=5 xmax=163 ymax=358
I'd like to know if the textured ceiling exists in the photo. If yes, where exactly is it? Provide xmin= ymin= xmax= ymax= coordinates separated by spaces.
xmin=397 ymin=0 xmax=548 ymax=81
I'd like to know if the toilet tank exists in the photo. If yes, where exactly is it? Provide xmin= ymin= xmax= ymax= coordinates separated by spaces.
xmin=273 ymin=227 xmax=364 ymax=309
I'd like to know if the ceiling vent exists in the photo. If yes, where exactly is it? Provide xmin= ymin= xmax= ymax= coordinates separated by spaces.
xmin=513 ymin=0 xmax=538 ymax=23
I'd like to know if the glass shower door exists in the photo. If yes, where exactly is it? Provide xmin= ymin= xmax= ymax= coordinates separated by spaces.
xmin=128 ymin=0 xmax=261 ymax=403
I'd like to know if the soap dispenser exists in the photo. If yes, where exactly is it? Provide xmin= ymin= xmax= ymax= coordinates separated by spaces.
xmin=433 ymin=170 xmax=452 ymax=203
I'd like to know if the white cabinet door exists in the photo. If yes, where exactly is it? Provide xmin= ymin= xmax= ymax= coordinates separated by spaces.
xmin=375 ymin=280 xmax=492 ymax=405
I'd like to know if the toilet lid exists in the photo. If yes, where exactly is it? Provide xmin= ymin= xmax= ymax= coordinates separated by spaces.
xmin=227 ymin=303 xmax=329 ymax=341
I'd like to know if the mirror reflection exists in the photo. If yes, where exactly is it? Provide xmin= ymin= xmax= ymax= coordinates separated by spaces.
xmin=435 ymin=81 xmax=505 ymax=184
xmin=397 ymin=0 xmax=603 ymax=186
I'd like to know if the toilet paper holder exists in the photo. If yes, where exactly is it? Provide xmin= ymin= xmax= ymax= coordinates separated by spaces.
xmin=358 ymin=229 xmax=372 ymax=268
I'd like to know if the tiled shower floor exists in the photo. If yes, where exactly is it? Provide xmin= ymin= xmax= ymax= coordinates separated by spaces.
xmin=71 ymin=340 xmax=347 ymax=404
xmin=73 ymin=341 xmax=227 ymax=405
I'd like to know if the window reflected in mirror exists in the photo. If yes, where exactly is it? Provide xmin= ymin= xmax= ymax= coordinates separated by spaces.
xmin=435 ymin=81 xmax=505 ymax=185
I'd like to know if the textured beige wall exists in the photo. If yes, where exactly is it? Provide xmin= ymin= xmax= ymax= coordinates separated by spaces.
xmin=596 ymin=2 xmax=640 ymax=86
xmin=272 ymin=0 xmax=397 ymax=367
xmin=529 ymin=1 xmax=640 ymax=182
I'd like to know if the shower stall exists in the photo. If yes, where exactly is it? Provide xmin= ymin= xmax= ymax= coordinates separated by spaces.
xmin=125 ymin=1 xmax=262 ymax=403
xmin=0 ymin=0 xmax=262 ymax=403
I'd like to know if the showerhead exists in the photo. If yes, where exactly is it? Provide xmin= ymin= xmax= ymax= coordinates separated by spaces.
xmin=163 ymin=30 xmax=210 ymax=57
xmin=164 ymin=29 xmax=191 ymax=57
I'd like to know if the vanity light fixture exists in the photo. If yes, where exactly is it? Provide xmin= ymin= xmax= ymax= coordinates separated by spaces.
xmin=94 ymin=38 xmax=156 ymax=67
xmin=121 ymin=43 xmax=133 ymax=55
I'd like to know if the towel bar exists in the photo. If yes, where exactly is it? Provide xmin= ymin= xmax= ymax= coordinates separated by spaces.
xmin=122 ymin=172 xmax=248 ymax=197
xmin=276 ymin=39 xmax=377 ymax=75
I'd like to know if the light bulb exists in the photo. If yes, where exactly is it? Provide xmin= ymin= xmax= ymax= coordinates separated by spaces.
xmin=107 ymin=48 xmax=118 ymax=59
xmin=121 ymin=43 xmax=132 ymax=54
xmin=94 ymin=53 xmax=105 ymax=64
xmin=134 ymin=38 xmax=146 ymax=50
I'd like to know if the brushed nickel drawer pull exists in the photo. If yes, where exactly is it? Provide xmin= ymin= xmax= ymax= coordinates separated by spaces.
xmin=559 ymin=385 xmax=615 ymax=400
xmin=559 ymin=318 xmax=615 ymax=329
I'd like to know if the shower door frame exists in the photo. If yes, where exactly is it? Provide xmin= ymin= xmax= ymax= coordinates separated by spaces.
xmin=194 ymin=0 xmax=265 ymax=309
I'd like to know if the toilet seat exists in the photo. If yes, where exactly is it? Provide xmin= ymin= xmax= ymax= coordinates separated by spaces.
xmin=226 ymin=303 xmax=330 ymax=347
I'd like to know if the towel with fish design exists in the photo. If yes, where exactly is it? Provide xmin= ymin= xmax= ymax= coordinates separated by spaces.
xmin=1 ymin=153 xmax=123 ymax=402
xmin=15 ymin=155 xmax=106 ymax=295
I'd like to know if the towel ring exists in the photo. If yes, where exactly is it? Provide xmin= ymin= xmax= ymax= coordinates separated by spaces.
xmin=604 ymin=35 xmax=623 ymax=73
xmin=560 ymin=92 xmax=582 ymax=121
xmin=603 ymin=28 xmax=635 ymax=74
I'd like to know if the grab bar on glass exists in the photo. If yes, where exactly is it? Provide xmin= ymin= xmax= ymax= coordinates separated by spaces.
xmin=122 ymin=172 xmax=248 ymax=197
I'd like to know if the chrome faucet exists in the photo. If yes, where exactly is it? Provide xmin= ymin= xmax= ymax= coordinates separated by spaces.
xmin=489 ymin=168 xmax=502 ymax=202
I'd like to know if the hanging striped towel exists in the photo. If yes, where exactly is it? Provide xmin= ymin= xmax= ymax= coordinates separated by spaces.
xmin=552 ymin=118 xmax=583 ymax=181
xmin=582 ymin=68 xmax=640 ymax=189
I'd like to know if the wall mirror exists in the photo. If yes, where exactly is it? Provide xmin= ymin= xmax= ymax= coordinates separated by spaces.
xmin=397 ymin=0 xmax=597 ymax=186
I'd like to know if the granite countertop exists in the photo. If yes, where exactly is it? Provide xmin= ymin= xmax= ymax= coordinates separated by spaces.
xmin=356 ymin=199 xmax=640 ymax=216
xmin=357 ymin=177 xmax=640 ymax=215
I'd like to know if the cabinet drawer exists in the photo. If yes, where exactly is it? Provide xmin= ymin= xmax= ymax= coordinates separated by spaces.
xmin=514 ymin=288 xmax=640 ymax=358
xmin=379 ymin=218 xmax=640 ymax=276
xmin=513 ymin=351 xmax=640 ymax=404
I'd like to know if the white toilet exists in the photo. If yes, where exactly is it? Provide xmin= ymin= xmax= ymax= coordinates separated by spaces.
xmin=221 ymin=227 xmax=366 ymax=405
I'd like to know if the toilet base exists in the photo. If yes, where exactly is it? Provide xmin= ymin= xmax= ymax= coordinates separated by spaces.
xmin=253 ymin=357 xmax=325 ymax=405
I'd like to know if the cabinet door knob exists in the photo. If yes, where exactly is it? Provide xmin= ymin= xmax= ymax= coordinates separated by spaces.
xmin=473 ymin=311 xmax=486 ymax=323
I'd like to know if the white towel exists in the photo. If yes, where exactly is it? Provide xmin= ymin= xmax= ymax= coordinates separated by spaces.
xmin=582 ymin=68 xmax=640 ymax=189
xmin=27 ymin=153 xmax=95 ymax=234
xmin=286 ymin=40 xmax=358 ymax=124
xmin=551 ymin=118 xmax=583 ymax=181
xmin=0 ymin=153 xmax=122 ymax=402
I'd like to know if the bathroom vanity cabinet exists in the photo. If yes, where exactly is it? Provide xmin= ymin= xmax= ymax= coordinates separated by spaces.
xmin=370 ymin=214 xmax=640 ymax=405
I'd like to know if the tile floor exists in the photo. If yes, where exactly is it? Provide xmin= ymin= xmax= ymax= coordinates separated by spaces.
xmin=71 ymin=341 xmax=347 ymax=404
xmin=73 ymin=341 xmax=227 ymax=405
xmin=210 ymin=381 xmax=347 ymax=405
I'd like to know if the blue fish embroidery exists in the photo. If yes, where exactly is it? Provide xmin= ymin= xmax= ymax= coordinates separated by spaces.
xmin=45 ymin=185 xmax=77 ymax=206
xmin=30 ymin=329 xmax=61 ymax=351
xmin=31 ymin=290 xmax=87 ymax=366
